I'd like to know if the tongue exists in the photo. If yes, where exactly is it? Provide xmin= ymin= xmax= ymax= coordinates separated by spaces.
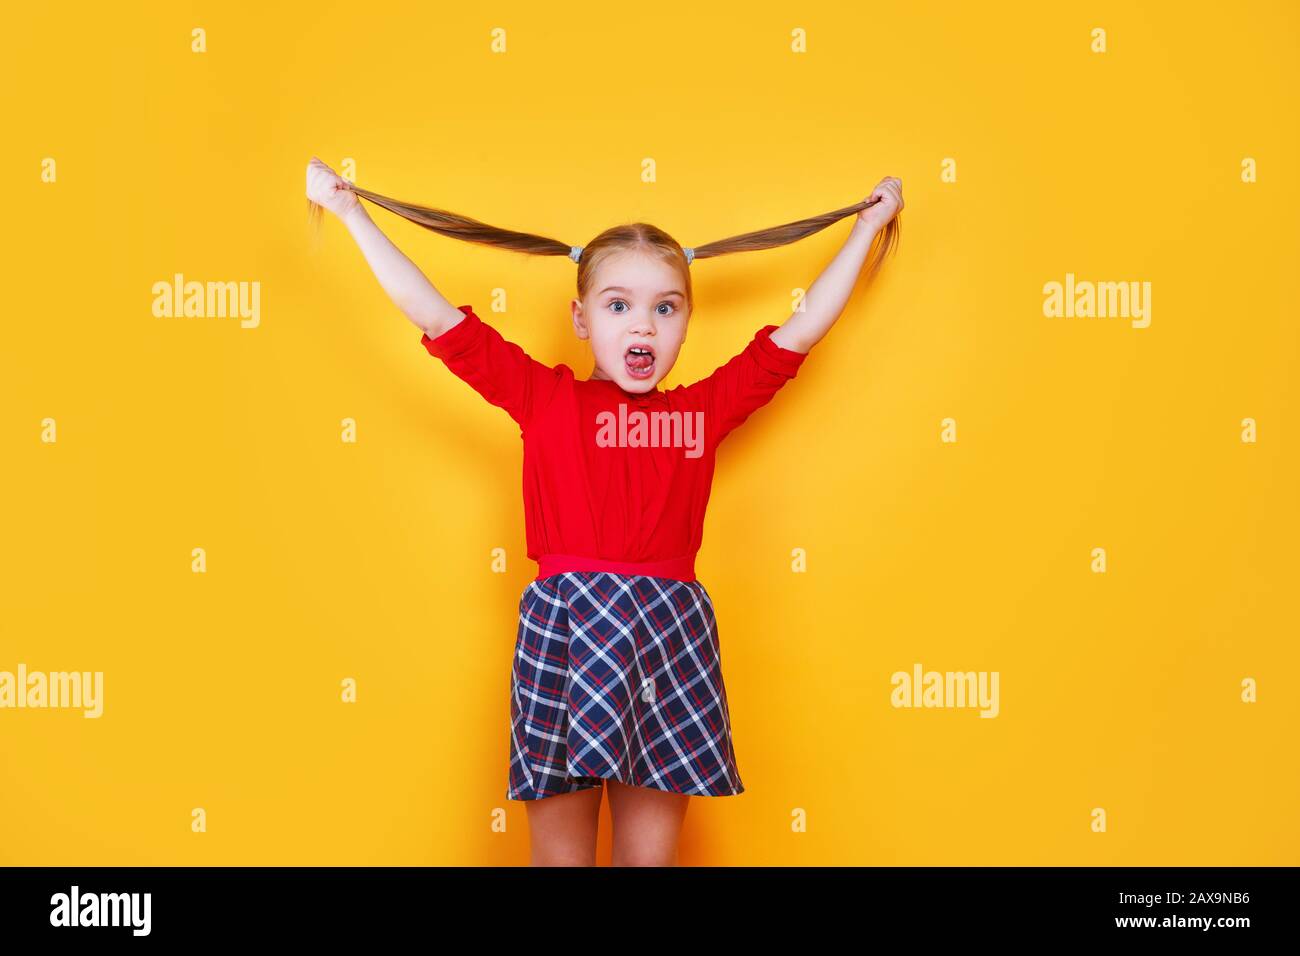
xmin=627 ymin=351 xmax=653 ymax=370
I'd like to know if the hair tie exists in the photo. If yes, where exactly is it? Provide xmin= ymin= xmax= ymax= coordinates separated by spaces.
xmin=683 ymin=247 xmax=695 ymax=264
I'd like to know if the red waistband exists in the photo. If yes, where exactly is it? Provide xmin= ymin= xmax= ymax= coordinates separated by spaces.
xmin=535 ymin=552 xmax=697 ymax=583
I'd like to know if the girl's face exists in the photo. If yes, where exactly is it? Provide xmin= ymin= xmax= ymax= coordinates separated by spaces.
xmin=572 ymin=249 xmax=690 ymax=392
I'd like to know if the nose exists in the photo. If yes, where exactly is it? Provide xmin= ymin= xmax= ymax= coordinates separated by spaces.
xmin=629 ymin=311 xmax=657 ymax=335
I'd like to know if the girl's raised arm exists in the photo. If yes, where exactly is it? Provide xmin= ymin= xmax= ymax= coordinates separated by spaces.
xmin=306 ymin=157 xmax=464 ymax=337
xmin=769 ymin=176 xmax=903 ymax=354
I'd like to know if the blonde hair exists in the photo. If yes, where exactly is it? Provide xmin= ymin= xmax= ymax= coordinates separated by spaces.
xmin=309 ymin=181 xmax=900 ymax=308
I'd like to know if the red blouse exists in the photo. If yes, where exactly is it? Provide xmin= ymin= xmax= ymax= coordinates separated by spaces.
xmin=421 ymin=305 xmax=809 ymax=582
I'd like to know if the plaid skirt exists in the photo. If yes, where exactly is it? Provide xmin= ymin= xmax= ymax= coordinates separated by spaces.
xmin=508 ymin=571 xmax=745 ymax=801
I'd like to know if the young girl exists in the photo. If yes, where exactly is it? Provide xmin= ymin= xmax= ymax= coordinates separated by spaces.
xmin=305 ymin=158 xmax=903 ymax=866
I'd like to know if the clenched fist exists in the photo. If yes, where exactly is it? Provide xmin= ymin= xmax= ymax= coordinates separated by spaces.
xmin=857 ymin=176 xmax=903 ymax=231
xmin=306 ymin=157 xmax=359 ymax=219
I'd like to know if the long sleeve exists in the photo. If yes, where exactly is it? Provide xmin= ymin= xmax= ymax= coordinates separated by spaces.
xmin=688 ymin=324 xmax=809 ymax=447
xmin=420 ymin=304 xmax=565 ymax=434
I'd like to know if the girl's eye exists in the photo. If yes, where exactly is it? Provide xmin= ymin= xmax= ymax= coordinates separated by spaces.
xmin=608 ymin=299 xmax=676 ymax=316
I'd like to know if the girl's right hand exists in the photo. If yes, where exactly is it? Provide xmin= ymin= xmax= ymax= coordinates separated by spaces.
xmin=306 ymin=157 xmax=360 ymax=218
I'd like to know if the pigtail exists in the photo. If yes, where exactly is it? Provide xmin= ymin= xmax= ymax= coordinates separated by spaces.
xmin=692 ymin=196 xmax=901 ymax=280
xmin=307 ymin=196 xmax=325 ymax=233
xmin=343 ymin=182 xmax=574 ymax=258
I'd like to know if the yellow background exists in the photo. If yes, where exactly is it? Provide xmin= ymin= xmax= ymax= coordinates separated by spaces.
xmin=2 ymin=0 xmax=1297 ymax=865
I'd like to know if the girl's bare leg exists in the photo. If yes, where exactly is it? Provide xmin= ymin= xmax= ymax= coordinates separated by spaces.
xmin=606 ymin=779 xmax=690 ymax=866
xmin=523 ymin=784 xmax=604 ymax=866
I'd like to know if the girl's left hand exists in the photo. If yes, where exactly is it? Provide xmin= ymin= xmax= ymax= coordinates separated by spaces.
xmin=857 ymin=176 xmax=903 ymax=230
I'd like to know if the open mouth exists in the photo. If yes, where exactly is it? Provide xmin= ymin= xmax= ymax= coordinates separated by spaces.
xmin=625 ymin=344 xmax=656 ymax=379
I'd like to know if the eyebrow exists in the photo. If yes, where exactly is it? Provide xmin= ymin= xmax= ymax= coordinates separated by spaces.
xmin=597 ymin=286 xmax=685 ymax=298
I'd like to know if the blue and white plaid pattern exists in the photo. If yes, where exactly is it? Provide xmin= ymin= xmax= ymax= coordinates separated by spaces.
xmin=508 ymin=571 xmax=745 ymax=801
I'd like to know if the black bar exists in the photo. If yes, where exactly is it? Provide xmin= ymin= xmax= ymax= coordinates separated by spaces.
xmin=0 ymin=866 xmax=1290 ymax=941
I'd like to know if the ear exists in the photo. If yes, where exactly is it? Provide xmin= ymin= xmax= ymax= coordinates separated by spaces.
xmin=571 ymin=298 xmax=590 ymax=340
